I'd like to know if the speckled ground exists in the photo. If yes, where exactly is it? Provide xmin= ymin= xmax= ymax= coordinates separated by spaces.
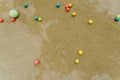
xmin=0 ymin=0 xmax=120 ymax=80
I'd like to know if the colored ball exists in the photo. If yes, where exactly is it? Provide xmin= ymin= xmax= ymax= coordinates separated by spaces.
xmin=116 ymin=15 xmax=120 ymax=18
xmin=23 ymin=3 xmax=28 ymax=8
xmin=0 ymin=18 xmax=4 ymax=23
xmin=88 ymin=20 xmax=94 ymax=24
xmin=11 ymin=18 xmax=16 ymax=22
xmin=68 ymin=3 xmax=73 ymax=8
xmin=34 ymin=59 xmax=40 ymax=65
xmin=65 ymin=4 xmax=69 ymax=9
xmin=74 ymin=59 xmax=80 ymax=64
xmin=34 ymin=16 xmax=39 ymax=21
xmin=66 ymin=7 xmax=70 ymax=12
xmin=72 ymin=12 xmax=76 ymax=17
xmin=56 ymin=3 xmax=61 ymax=8
xmin=115 ymin=17 xmax=120 ymax=22
xmin=38 ymin=17 xmax=42 ymax=22
xmin=9 ymin=9 xmax=19 ymax=18
xmin=78 ymin=50 xmax=84 ymax=55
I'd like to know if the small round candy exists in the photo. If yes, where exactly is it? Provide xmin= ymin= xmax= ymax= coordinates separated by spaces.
xmin=116 ymin=15 xmax=120 ymax=18
xmin=38 ymin=17 xmax=42 ymax=22
xmin=115 ymin=17 xmax=120 ymax=22
xmin=66 ymin=7 xmax=70 ymax=12
xmin=56 ymin=3 xmax=61 ymax=8
xmin=9 ymin=9 xmax=19 ymax=18
xmin=34 ymin=16 xmax=39 ymax=21
xmin=78 ymin=50 xmax=83 ymax=55
xmin=0 ymin=18 xmax=4 ymax=23
xmin=74 ymin=59 xmax=80 ymax=64
xmin=68 ymin=3 xmax=73 ymax=8
xmin=72 ymin=12 xmax=76 ymax=17
xmin=11 ymin=18 xmax=16 ymax=22
xmin=23 ymin=3 xmax=28 ymax=8
xmin=65 ymin=4 xmax=69 ymax=9
xmin=88 ymin=20 xmax=94 ymax=24
xmin=34 ymin=59 xmax=40 ymax=65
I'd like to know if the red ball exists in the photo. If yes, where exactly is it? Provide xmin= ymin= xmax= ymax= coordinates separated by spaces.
xmin=65 ymin=4 xmax=69 ymax=9
xmin=0 ymin=18 xmax=4 ymax=22
xmin=11 ymin=18 xmax=16 ymax=22
xmin=34 ymin=59 xmax=40 ymax=65
xmin=66 ymin=7 xmax=70 ymax=12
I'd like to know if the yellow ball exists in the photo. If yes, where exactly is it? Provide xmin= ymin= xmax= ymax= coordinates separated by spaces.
xmin=78 ymin=50 xmax=83 ymax=55
xmin=88 ymin=20 xmax=93 ymax=24
xmin=68 ymin=3 xmax=73 ymax=8
xmin=74 ymin=59 xmax=80 ymax=64
xmin=72 ymin=12 xmax=76 ymax=17
xmin=38 ymin=17 xmax=42 ymax=22
xmin=117 ymin=15 xmax=120 ymax=18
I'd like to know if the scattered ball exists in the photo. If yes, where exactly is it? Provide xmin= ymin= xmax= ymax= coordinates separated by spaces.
xmin=34 ymin=59 xmax=40 ymax=65
xmin=74 ymin=59 xmax=80 ymax=64
xmin=78 ymin=50 xmax=84 ymax=55
xmin=34 ymin=16 xmax=39 ymax=21
xmin=72 ymin=12 xmax=76 ymax=17
xmin=66 ymin=7 xmax=70 ymax=12
xmin=0 ymin=18 xmax=4 ymax=23
xmin=11 ymin=18 xmax=16 ymax=22
xmin=114 ymin=17 xmax=120 ymax=22
xmin=116 ymin=14 xmax=120 ymax=18
xmin=88 ymin=19 xmax=94 ymax=24
xmin=9 ymin=9 xmax=19 ymax=18
xmin=38 ymin=17 xmax=42 ymax=22
xmin=68 ymin=3 xmax=73 ymax=8
xmin=65 ymin=4 xmax=69 ymax=9
xmin=23 ymin=3 xmax=28 ymax=8
xmin=56 ymin=3 xmax=61 ymax=8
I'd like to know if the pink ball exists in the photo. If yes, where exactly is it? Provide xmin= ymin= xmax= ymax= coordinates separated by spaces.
xmin=0 ymin=18 xmax=4 ymax=22
xmin=65 ymin=4 xmax=69 ymax=9
xmin=34 ymin=59 xmax=40 ymax=65
xmin=11 ymin=18 xmax=16 ymax=22
xmin=66 ymin=7 xmax=70 ymax=12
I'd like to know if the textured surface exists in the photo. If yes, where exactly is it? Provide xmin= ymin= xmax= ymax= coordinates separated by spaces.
xmin=0 ymin=0 xmax=120 ymax=80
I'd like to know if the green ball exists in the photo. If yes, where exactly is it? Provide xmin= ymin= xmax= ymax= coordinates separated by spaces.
xmin=9 ymin=9 xmax=19 ymax=18
xmin=115 ymin=17 xmax=120 ymax=22
xmin=34 ymin=16 xmax=39 ymax=21
xmin=23 ymin=3 xmax=28 ymax=8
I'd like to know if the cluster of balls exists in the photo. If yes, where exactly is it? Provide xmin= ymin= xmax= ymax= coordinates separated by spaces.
xmin=0 ymin=3 xmax=29 ymax=23
xmin=56 ymin=3 xmax=77 ymax=17
xmin=115 ymin=15 xmax=120 ymax=22
xmin=34 ymin=16 xmax=42 ymax=22
xmin=65 ymin=3 xmax=72 ymax=12
xmin=74 ymin=50 xmax=84 ymax=64
xmin=0 ymin=9 xmax=19 ymax=23
xmin=24 ymin=3 xmax=42 ymax=22
xmin=65 ymin=3 xmax=77 ymax=17
xmin=9 ymin=9 xmax=19 ymax=22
